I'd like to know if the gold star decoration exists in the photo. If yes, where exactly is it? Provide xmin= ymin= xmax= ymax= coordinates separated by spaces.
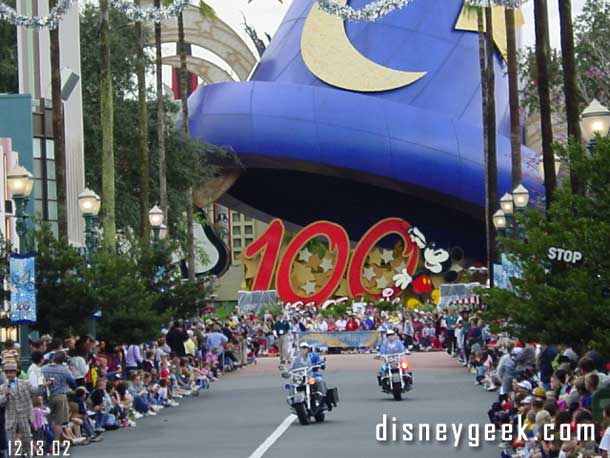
xmin=393 ymin=260 xmax=407 ymax=273
xmin=308 ymin=253 xmax=322 ymax=270
xmin=368 ymin=249 xmax=382 ymax=266
xmin=454 ymin=4 xmax=525 ymax=61
xmin=292 ymin=262 xmax=315 ymax=284
xmin=313 ymin=272 xmax=331 ymax=286
xmin=242 ymin=256 xmax=260 ymax=280
xmin=335 ymin=278 xmax=350 ymax=296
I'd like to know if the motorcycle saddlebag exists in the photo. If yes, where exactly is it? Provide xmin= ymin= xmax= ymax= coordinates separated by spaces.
xmin=327 ymin=387 xmax=339 ymax=406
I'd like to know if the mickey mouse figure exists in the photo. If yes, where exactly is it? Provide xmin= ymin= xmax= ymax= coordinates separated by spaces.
xmin=392 ymin=227 xmax=450 ymax=294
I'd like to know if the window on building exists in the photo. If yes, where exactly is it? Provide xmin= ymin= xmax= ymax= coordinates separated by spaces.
xmin=245 ymin=238 xmax=253 ymax=246
xmin=233 ymin=250 xmax=241 ymax=262
xmin=232 ymin=212 xmax=241 ymax=222
xmin=31 ymin=138 xmax=58 ymax=234
xmin=244 ymin=225 xmax=253 ymax=235
xmin=244 ymin=216 xmax=253 ymax=222
xmin=233 ymin=226 xmax=241 ymax=236
xmin=233 ymin=239 xmax=242 ymax=249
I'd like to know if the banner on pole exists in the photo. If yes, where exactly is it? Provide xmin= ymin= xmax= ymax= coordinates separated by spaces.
xmin=494 ymin=254 xmax=523 ymax=291
xmin=295 ymin=331 xmax=381 ymax=349
xmin=9 ymin=254 xmax=37 ymax=324
xmin=237 ymin=290 xmax=277 ymax=314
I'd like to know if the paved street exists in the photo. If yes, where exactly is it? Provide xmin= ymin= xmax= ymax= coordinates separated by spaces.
xmin=76 ymin=352 xmax=500 ymax=458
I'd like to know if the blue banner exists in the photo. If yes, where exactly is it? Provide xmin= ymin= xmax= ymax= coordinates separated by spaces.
xmin=296 ymin=331 xmax=381 ymax=349
xmin=9 ymin=254 xmax=36 ymax=324
xmin=494 ymin=254 xmax=523 ymax=291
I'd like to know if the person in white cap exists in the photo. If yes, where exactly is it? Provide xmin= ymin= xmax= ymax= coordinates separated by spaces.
xmin=291 ymin=342 xmax=332 ymax=410
xmin=378 ymin=329 xmax=406 ymax=355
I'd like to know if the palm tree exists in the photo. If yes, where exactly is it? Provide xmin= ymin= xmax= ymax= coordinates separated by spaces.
xmin=505 ymin=7 xmax=522 ymax=189
xmin=558 ymin=0 xmax=582 ymax=195
xmin=135 ymin=0 xmax=150 ymax=243
xmin=155 ymin=0 xmax=168 ymax=229
xmin=533 ymin=0 xmax=557 ymax=210
xmin=469 ymin=3 xmax=498 ymax=285
xmin=100 ymin=0 xmax=116 ymax=250
xmin=49 ymin=0 xmax=68 ymax=242
xmin=483 ymin=6 xmax=498 ymax=285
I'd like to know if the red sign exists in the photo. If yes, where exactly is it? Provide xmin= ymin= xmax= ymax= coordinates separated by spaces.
xmin=244 ymin=218 xmax=421 ymax=305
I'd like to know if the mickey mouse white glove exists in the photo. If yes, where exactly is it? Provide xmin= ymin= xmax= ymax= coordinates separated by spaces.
xmin=393 ymin=269 xmax=413 ymax=290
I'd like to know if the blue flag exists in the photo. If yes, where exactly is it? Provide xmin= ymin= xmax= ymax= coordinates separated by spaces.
xmin=9 ymin=254 xmax=37 ymax=324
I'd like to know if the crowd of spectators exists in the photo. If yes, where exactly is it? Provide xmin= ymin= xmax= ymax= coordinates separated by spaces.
xmin=2 ymin=302 xmax=607 ymax=458
xmin=0 ymin=313 xmax=262 ymax=456
xmin=429 ymin=307 xmax=610 ymax=458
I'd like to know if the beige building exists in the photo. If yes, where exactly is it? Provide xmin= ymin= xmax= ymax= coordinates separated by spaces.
xmin=214 ymin=209 xmax=268 ymax=303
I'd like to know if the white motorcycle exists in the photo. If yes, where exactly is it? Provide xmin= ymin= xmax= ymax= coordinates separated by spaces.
xmin=281 ymin=361 xmax=339 ymax=425
xmin=376 ymin=352 xmax=413 ymax=401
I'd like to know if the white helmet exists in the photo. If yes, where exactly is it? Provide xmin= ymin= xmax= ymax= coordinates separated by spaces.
xmin=299 ymin=342 xmax=311 ymax=349
xmin=386 ymin=329 xmax=396 ymax=336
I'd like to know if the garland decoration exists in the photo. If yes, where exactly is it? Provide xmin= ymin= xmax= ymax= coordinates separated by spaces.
xmin=0 ymin=0 xmax=189 ymax=28
xmin=464 ymin=0 xmax=526 ymax=7
xmin=315 ymin=0 xmax=526 ymax=22
xmin=0 ymin=0 xmax=74 ymax=30
xmin=110 ymin=0 xmax=189 ymax=23
xmin=314 ymin=0 xmax=417 ymax=22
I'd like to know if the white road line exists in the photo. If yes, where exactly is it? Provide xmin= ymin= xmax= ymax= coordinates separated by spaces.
xmin=247 ymin=414 xmax=297 ymax=458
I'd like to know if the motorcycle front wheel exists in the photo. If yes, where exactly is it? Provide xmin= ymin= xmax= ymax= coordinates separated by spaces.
xmin=314 ymin=410 xmax=326 ymax=423
xmin=392 ymin=384 xmax=402 ymax=401
xmin=294 ymin=402 xmax=310 ymax=425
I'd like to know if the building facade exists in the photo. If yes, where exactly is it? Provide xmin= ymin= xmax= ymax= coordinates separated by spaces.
xmin=213 ymin=208 xmax=267 ymax=303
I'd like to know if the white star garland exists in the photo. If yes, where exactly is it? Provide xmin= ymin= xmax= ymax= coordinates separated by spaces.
xmin=315 ymin=0 xmax=417 ymax=22
xmin=315 ymin=0 xmax=525 ymax=23
xmin=464 ymin=0 xmax=525 ymax=7
xmin=111 ymin=0 xmax=189 ymax=23
xmin=0 ymin=0 xmax=74 ymax=30
xmin=0 ymin=0 xmax=187 ymax=29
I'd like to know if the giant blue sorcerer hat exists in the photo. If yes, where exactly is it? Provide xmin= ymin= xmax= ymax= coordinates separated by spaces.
xmin=188 ymin=0 xmax=542 ymax=258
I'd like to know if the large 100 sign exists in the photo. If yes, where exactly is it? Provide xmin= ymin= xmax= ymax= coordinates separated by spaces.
xmin=243 ymin=218 xmax=445 ymax=305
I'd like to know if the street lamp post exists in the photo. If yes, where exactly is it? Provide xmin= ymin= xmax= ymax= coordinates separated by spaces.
xmin=492 ymin=185 xmax=530 ymax=281
xmin=148 ymin=205 xmax=164 ymax=243
xmin=78 ymin=189 xmax=102 ymax=254
xmin=492 ymin=209 xmax=506 ymax=262
xmin=512 ymin=185 xmax=530 ymax=242
xmin=580 ymin=99 xmax=610 ymax=153
xmin=500 ymin=193 xmax=514 ymax=239
xmin=78 ymin=188 xmax=102 ymax=337
xmin=7 ymin=164 xmax=34 ymax=369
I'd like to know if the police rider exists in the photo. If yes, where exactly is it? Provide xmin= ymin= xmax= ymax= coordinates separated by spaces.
xmin=291 ymin=342 xmax=333 ymax=410
xmin=379 ymin=329 xmax=406 ymax=354
xmin=377 ymin=329 xmax=406 ymax=385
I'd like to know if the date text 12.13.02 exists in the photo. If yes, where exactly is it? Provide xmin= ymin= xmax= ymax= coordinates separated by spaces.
xmin=7 ymin=440 xmax=71 ymax=456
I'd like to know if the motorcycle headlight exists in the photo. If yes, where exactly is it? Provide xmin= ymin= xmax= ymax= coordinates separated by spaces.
xmin=293 ymin=375 xmax=305 ymax=385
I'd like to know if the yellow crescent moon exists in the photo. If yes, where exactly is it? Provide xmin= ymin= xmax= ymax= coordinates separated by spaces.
xmin=300 ymin=0 xmax=426 ymax=92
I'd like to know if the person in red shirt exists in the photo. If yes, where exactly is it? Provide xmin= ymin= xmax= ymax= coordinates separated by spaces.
xmin=345 ymin=317 xmax=359 ymax=332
